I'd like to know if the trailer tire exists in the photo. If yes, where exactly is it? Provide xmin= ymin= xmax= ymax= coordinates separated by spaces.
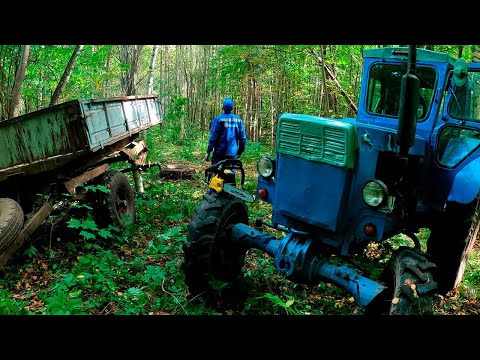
xmin=427 ymin=197 xmax=480 ymax=294
xmin=99 ymin=170 xmax=136 ymax=228
xmin=0 ymin=198 xmax=24 ymax=254
xmin=182 ymin=191 xmax=249 ymax=306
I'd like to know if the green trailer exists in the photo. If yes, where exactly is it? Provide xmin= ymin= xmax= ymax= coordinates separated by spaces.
xmin=0 ymin=95 xmax=163 ymax=267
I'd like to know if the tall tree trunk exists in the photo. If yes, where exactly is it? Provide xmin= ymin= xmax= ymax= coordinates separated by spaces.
xmin=458 ymin=45 xmax=464 ymax=59
xmin=180 ymin=45 xmax=186 ymax=140
xmin=9 ymin=45 xmax=30 ymax=118
xmin=353 ymin=45 xmax=364 ymax=105
xmin=139 ymin=45 xmax=159 ymax=145
xmin=49 ymin=45 xmax=84 ymax=106
xmin=312 ymin=47 xmax=358 ymax=115
xmin=147 ymin=45 xmax=159 ymax=95
xmin=320 ymin=45 xmax=330 ymax=117
xmin=159 ymin=46 xmax=164 ymax=100
xmin=133 ymin=45 xmax=158 ymax=195
xmin=120 ymin=45 xmax=144 ymax=96
xmin=119 ymin=45 xmax=145 ymax=193
xmin=104 ymin=46 xmax=112 ymax=97
xmin=255 ymin=77 xmax=262 ymax=142
xmin=187 ymin=45 xmax=195 ymax=126
xmin=165 ymin=46 xmax=170 ymax=111
xmin=269 ymin=82 xmax=275 ymax=146
xmin=0 ymin=46 xmax=21 ymax=120
xmin=200 ymin=45 xmax=208 ymax=131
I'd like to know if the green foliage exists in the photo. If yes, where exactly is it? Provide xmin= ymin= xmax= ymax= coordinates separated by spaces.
xmin=22 ymin=45 xmax=121 ymax=112
xmin=23 ymin=245 xmax=39 ymax=259
xmin=81 ymin=184 xmax=110 ymax=194
xmin=44 ymin=287 xmax=86 ymax=315
xmin=0 ymin=289 xmax=32 ymax=315
xmin=260 ymin=293 xmax=302 ymax=315
xmin=460 ymin=251 xmax=480 ymax=298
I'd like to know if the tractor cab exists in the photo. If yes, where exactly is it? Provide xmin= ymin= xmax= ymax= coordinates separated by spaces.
xmin=356 ymin=47 xmax=456 ymax=147
xmin=428 ymin=59 xmax=480 ymax=209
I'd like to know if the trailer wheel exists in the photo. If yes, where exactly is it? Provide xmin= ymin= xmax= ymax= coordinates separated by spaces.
xmin=182 ymin=191 xmax=249 ymax=305
xmin=99 ymin=170 xmax=136 ymax=228
xmin=0 ymin=198 xmax=24 ymax=254
xmin=367 ymin=247 xmax=437 ymax=315
xmin=427 ymin=197 xmax=480 ymax=294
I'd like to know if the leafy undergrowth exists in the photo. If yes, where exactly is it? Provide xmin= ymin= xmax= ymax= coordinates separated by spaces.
xmin=1 ymin=127 xmax=480 ymax=315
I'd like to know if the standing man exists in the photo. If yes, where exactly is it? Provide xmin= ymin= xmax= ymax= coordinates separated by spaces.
xmin=205 ymin=97 xmax=247 ymax=164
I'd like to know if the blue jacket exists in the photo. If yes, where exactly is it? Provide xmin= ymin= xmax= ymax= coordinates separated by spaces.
xmin=207 ymin=113 xmax=247 ymax=157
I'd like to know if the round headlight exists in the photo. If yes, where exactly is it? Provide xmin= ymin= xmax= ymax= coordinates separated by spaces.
xmin=362 ymin=180 xmax=388 ymax=207
xmin=257 ymin=156 xmax=274 ymax=178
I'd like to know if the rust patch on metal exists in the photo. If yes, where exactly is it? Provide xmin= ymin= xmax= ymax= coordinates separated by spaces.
xmin=120 ymin=140 xmax=148 ymax=165
xmin=64 ymin=163 xmax=109 ymax=194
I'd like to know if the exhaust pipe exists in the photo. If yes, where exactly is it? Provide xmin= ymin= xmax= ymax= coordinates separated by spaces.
xmin=396 ymin=44 xmax=420 ymax=159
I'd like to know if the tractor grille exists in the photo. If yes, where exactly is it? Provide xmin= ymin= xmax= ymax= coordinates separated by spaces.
xmin=277 ymin=114 xmax=357 ymax=168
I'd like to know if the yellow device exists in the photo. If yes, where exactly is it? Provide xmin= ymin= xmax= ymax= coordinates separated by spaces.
xmin=209 ymin=175 xmax=225 ymax=193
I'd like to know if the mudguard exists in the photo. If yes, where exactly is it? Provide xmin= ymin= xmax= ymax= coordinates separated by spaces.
xmin=448 ymin=157 xmax=480 ymax=204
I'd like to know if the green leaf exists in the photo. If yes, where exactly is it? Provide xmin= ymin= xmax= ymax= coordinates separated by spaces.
xmin=165 ymin=226 xmax=181 ymax=237
xmin=67 ymin=218 xmax=82 ymax=229
xmin=78 ymin=257 xmax=91 ymax=264
xmin=166 ymin=258 xmax=178 ymax=267
xmin=158 ymin=244 xmax=169 ymax=253
xmin=96 ymin=185 xmax=110 ymax=193
xmin=98 ymin=228 xmax=113 ymax=239
xmin=126 ymin=287 xmax=141 ymax=297
xmin=209 ymin=279 xmax=228 ymax=291
xmin=81 ymin=218 xmax=98 ymax=231
xmin=143 ymin=266 xmax=165 ymax=282
xmin=79 ymin=231 xmax=96 ymax=240
xmin=107 ymin=225 xmax=121 ymax=233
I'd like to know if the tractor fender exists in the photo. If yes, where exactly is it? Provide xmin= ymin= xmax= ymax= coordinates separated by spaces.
xmin=448 ymin=157 xmax=480 ymax=204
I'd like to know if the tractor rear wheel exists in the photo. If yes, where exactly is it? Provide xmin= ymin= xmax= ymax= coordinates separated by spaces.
xmin=427 ymin=197 xmax=480 ymax=294
xmin=182 ymin=191 xmax=249 ymax=306
xmin=0 ymin=198 xmax=24 ymax=254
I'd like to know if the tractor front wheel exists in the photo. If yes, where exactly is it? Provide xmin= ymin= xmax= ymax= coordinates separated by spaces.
xmin=367 ymin=247 xmax=437 ymax=315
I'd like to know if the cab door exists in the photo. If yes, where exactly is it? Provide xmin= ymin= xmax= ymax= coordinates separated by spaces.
xmin=429 ymin=62 xmax=480 ymax=210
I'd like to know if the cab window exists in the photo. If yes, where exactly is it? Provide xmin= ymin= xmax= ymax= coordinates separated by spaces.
xmin=366 ymin=63 xmax=437 ymax=121
xmin=437 ymin=126 xmax=480 ymax=168
xmin=447 ymin=71 xmax=480 ymax=121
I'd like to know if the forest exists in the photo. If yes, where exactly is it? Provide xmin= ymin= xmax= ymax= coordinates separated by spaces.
xmin=0 ymin=44 xmax=479 ymax=315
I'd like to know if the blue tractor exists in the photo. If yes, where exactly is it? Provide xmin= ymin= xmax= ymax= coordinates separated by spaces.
xmin=182 ymin=46 xmax=480 ymax=315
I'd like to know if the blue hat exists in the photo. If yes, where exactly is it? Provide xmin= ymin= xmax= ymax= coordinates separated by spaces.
xmin=223 ymin=97 xmax=234 ymax=113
